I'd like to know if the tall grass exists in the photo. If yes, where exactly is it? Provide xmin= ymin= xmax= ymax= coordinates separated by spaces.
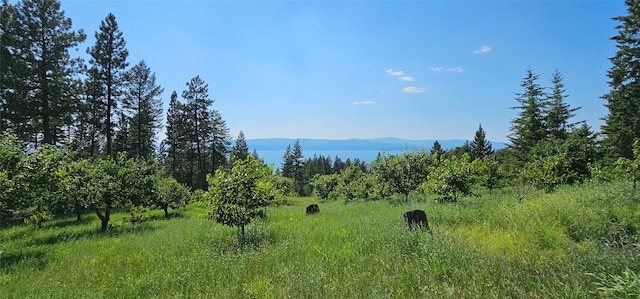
xmin=1 ymin=182 xmax=639 ymax=298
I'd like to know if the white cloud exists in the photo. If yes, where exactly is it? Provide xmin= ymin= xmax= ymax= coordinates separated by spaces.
xmin=431 ymin=66 xmax=464 ymax=72
xmin=385 ymin=69 xmax=405 ymax=76
xmin=353 ymin=100 xmax=375 ymax=105
xmin=401 ymin=86 xmax=427 ymax=94
xmin=473 ymin=45 xmax=491 ymax=54
xmin=399 ymin=76 xmax=414 ymax=81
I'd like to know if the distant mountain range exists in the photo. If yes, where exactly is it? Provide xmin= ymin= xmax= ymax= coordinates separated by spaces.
xmin=246 ymin=137 xmax=507 ymax=152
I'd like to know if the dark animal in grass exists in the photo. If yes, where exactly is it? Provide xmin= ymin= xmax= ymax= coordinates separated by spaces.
xmin=403 ymin=209 xmax=429 ymax=231
xmin=306 ymin=204 xmax=320 ymax=215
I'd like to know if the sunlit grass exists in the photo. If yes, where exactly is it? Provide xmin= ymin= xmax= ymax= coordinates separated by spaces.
xmin=1 ymin=182 xmax=639 ymax=298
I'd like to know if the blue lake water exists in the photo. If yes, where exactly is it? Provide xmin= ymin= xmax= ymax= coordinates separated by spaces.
xmin=255 ymin=150 xmax=403 ymax=168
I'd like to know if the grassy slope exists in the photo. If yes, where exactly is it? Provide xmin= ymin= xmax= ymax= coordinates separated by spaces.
xmin=1 ymin=182 xmax=639 ymax=298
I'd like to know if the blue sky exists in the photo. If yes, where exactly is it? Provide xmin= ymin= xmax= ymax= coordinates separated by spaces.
xmin=60 ymin=0 xmax=626 ymax=143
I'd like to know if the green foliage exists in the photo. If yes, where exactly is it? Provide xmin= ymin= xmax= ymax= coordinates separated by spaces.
xmin=0 ymin=130 xmax=25 ymax=222
xmin=602 ymin=0 xmax=640 ymax=159
xmin=311 ymin=173 xmax=341 ymax=200
xmin=129 ymin=205 xmax=150 ymax=225
xmin=371 ymin=150 xmax=432 ymax=201
xmin=155 ymin=177 xmax=190 ymax=218
xmin=422 ymin=154 xmax=475 ymax=202
xmin=206 ymin=155 xmax=281 ymax=239
xmin=471 ymin=157 xmax=502 ymax=192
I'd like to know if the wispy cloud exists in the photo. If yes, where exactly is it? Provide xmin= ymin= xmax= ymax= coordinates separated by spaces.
xmin=399 ymin=76 xmax=414 ymax=81
xmin=473 ymin=45 xmax=491 ymax=54
xmin=401 ymin=86 xmax=427 ymax=94
xmin=385 ymin=69 xmax=405 ymax=76
xmin=431 ymin=66 xmax=464 ymax=72
xmin=353 ymin=100 xmax=375 ymax=105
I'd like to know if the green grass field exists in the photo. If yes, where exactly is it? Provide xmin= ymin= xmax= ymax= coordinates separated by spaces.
xmin=1 ymin=182 xmax=639 ymax=298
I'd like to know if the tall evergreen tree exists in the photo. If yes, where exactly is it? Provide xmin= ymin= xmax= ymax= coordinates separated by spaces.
xmin=164 ymin=90 xmax=180 ymax=177
xmin=469 ymin=124 xmax=493 ymax=160
xmin=281 ymin=144 xmax=293 ymax=178
xmin=231 ymin=130 xmax=249 ymax=162
xmin=291 ymin=139 xmax=306 ymax=195
xmin=123 ymin=60 xmax=163 ymax=159
xmin=182 ymin=75 xmax=213 ymax=190
xmin=508 ymin=68 xmax=548 ymax=162
xmin=0 ymin=0 xmax=85 ymax=144
xmin=431 ymin=140 xmax=444 ymax=163
xmin=546 ymin=70 xmax=580 ymax=140
xmin=1 ymin=0 xmax=31 ymax=140
xmin=508 ymin=68 xmax=548 ymax=203
xmin=87 ymin=13 xmax=128 ymax=156
xmin=206 ymin=109 xmax=230 ymax=173
xmin=602 ymin=0 xmax=640 ymax=159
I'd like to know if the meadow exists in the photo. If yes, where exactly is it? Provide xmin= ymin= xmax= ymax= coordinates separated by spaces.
xmin=1 ymin=181 xmax=639 ymax=298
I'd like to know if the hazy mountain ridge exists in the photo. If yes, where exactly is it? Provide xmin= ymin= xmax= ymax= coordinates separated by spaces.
xmin=245 ymin=138 xmax=507 ymax=152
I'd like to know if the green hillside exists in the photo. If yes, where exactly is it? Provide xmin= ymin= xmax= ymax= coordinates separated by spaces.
xmin=2 ymin=182 xmax=638 ymax=298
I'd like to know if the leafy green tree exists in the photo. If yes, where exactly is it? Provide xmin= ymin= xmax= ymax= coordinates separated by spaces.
xmin=371 ymin=150 xmax=432 ymax=201
xmin=155 ymin=176 xmax=190 ymax=218
xmin=206 ymin=155 xmax=280 ymax=240
xmin=87 ymin=13 xmax=128 ymax=156
xmin=602 ymin=0 xmax=640 ymax=159
xmin=123 ymin=60 xmax=163 ymax=159
xmin=469 ymin=124 xmax=493 ymax=160
xmin=58 ymin=158 xmax=92 ymax=221
xmin=0 ymin=130 xmax=26 ymax=226
xmin=311 ymin=173 xmax=342 ymax=200
xmin=22 ymin=144 xmax=69 ymax=226
xmin=422 ymin=154 xmax=475 ymax=203
xmin=231 ymin=130 xmax=249 ymax=162
xmin=546 ymin=70 xmax=580 ymax=140
xmin=87 ymin=154 xmax=157 ymax=231
xmin=471 ymin=157 xmax=501 ymax=193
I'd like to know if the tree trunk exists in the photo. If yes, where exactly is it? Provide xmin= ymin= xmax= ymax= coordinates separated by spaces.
xmin=163 ymin=205 xmax=169 ymax=219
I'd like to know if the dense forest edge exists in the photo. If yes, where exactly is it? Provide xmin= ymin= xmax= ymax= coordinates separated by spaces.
xmin=1 ymin=0 xmax=640 ymax=297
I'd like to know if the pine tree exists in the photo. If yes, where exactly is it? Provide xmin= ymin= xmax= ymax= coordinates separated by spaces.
xmin=281 ymin=144 xmax=293 ymax=178
xmin=469 ymin=124 xmax=493 ymax=160
xmin=182 ymin=75 xmax=213 ymax=190
xmin=546 ymin=70 xmax=580 ymax=140
xmin=164 ymin=90 xmax=180 ymax=177
xmin=602 ymin=0 xmax=640 ymax=159
xmin=123 ymin=60 xmax=163 ymax=159
xmin=431 ymin=140 xmax=444 ymax=163
xmin=206 ymin=109 xmax=230 ymax=173
xmin=87 ymin=13 xmax=128 ymax=156
xmin=1 ymin=0 xmax=85 ymax=144
xmin=231 ymin=130 xmax=249 ymax=162
xmin=291 ymin=139 xmax=305 ymax=195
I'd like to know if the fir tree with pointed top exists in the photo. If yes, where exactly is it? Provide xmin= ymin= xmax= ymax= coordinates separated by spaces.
xmin=546 ymin=70 xmax=580 ymax=140
xmin=602 ymin=0 xmax=640 ymax=159
xmin=231 ymin=130 xmax=249 ymax=162
xmin=470 ymin=124 xmax=493 ymax=160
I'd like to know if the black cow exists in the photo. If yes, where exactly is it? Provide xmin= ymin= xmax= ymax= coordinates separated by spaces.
xmin=403 ymin=209 xmax=429 ymax=230
xmin=306 ymin=204 xmax=320 ymax=215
